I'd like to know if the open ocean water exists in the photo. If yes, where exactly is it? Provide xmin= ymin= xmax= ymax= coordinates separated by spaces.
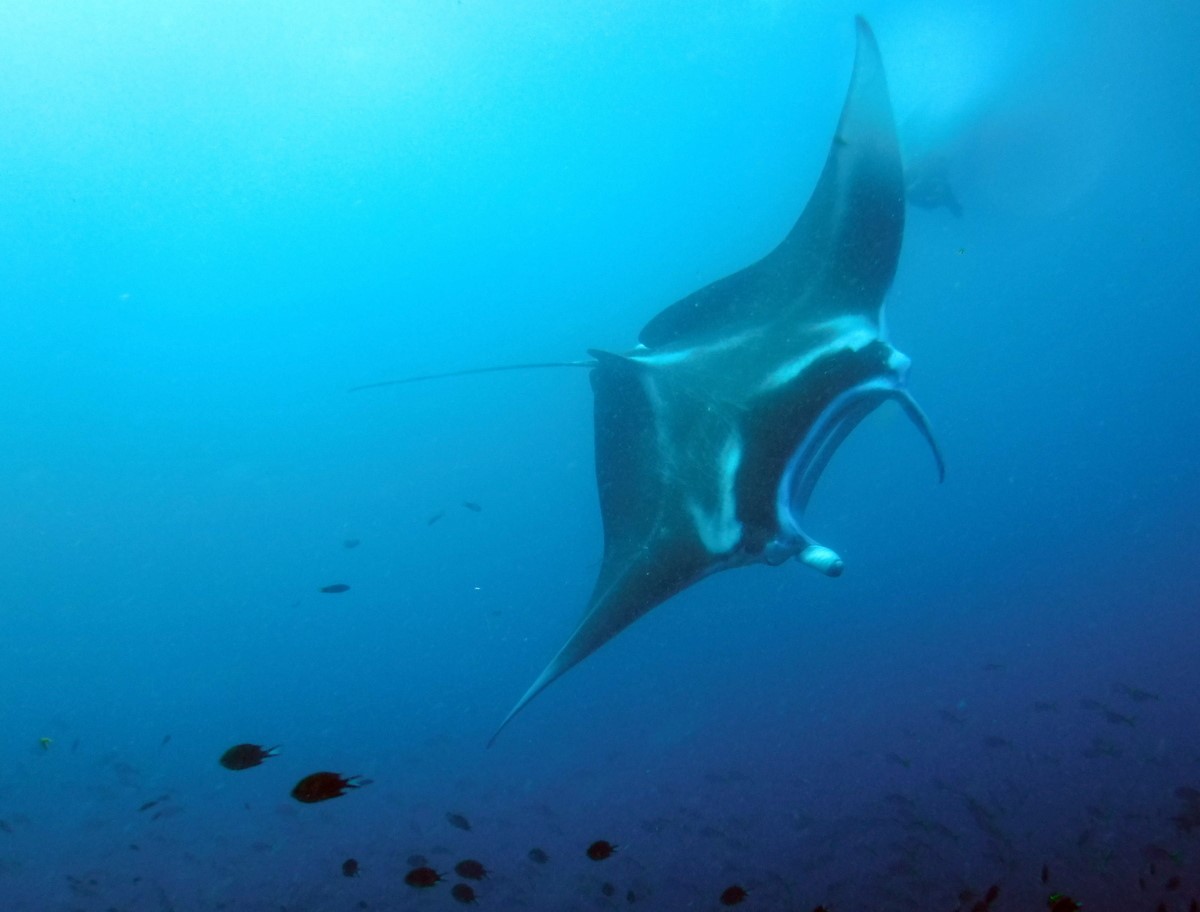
xmin=2 ymin=2 xmax=1198 ymax=910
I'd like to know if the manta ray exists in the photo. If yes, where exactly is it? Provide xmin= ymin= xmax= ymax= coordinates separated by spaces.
xmin=356 ymin=17 xmax=943 ymax=744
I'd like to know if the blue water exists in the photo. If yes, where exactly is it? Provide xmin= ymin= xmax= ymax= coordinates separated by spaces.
xmin=3 ymin=2 xmax=1198 ymax=909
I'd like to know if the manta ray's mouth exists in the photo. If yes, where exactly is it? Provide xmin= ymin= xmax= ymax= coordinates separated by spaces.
xmin=770 ymin=372 xmax=911 ymax=575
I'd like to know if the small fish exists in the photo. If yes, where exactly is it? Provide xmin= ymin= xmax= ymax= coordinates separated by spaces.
xmin=137 ymin=795 xmax=169 ymax=812
xmin=320 ymin=583 xmax=351 ymax=593
xmin=984 ymin=884 xmax=1000 ymax=904
xmin=885 ymin=752 xmax=911 ymax=768
xmin=450 ymin=883 xmax=477 ymax=904
xmin=1047 ymin=896 xmax=1082 ymax=912
xmin=1033 ymin=701 xmax=1058 ymax=712
xmin=720 ymin=885 xmax=748 ymax=906
xmin=407 ymin=853 xmax=429 ymax=868
xmin=982 ymin=735 xmax=1011 ymax=750
xmin=160 ymin=735 xmax=171 ymax=748
xmin=1041 ymin=863 xmax=1050 ymax=883
xmin=1165 ymin=875 xmax=1182 ymax=890
xmin=1103 ymin=708 xmax=1136 ymax=726
xmin=343 ymin=538 xmax=361 ymax=549
xmin=982 ymin=662 xmax=1005 ymax=671
xmin=446 ymin=811 xmax=472 ymax=831
xmin=1114 ymin=682 xmax=1160 ymax=702
xmin=291 ymin=772 xmax=370 ymax=804
xmin=342 ymin=858 xmax=360 ymax=877
xmin=38 ymin=737 xmax=52 ymax=751
xmin=427 ymin=511 xmax=445 ymax=526
xmin=527 ymin=847 xmax=549 ymax=864
xmin=0 ymin=819 xmax=12 ymax=834
xmin=219 ymin=743 xmax=279 ymax=770
xmin=404 ymin=866 xmax=443 ymax=888
xmin=462 ymin=501 xmax=482 ymax=512
xmin=627 ymin=890 xmax=636 ymax=903
xmin=454 ymin=859 xmax=488 ymax=880
xmin=939 ymin=709 xmax=966 ymax=725
xmin=586 ymin=840 xmax=617 ymax=861
xmin=1081 ymin=736 xmax=1121 ymax=759
xmin=151 ymin=804 xmax=183 ymax=822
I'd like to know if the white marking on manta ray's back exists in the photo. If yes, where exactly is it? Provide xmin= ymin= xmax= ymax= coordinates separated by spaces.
xmin=687 ymin=431 xmax=743 ymax=555
xmin=638 ymin=373 xmax=678 ymax=480
xmin=633 ymin=329 xmax=758 ymax=367
xmin=760 ymin=317 xmax=879 ymax=392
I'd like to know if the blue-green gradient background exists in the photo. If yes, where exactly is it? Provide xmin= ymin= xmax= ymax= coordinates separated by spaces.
xmin=2 ymin=2 xmax=1198 ymax=908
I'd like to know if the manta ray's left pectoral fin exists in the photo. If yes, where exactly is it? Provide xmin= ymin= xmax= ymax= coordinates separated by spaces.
xmin=894 ymin=392 xmax=945 ymax=482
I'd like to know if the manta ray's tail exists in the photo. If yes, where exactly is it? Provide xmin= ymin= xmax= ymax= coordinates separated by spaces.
xmin=349 ymin=361 xmax=594 ymax=392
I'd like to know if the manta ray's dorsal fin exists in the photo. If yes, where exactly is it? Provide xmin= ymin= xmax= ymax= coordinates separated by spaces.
xmin=638 ymin=16 xmax=903 ymax=350
xmin=348 ymin=360 xmax=594 ymax=392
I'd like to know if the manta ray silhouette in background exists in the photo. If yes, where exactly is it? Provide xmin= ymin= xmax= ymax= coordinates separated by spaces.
xmin=355 ymin=18 xmax=943 ymax=744
xmin=906 ymin=152 xmax=964 ymax=217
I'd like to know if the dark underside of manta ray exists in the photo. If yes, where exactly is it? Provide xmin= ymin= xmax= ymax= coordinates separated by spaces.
xmin=358 ymin=18 xmax=944 ymax=745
